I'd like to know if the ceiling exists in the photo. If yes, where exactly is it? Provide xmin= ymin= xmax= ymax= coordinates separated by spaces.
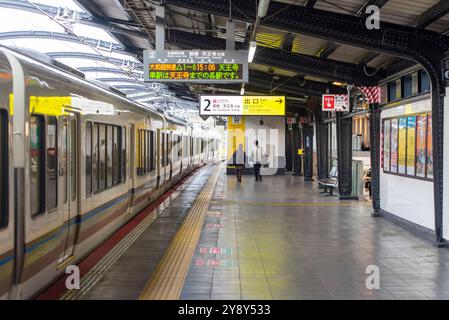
xmin=36 ymin=0 xmax=449 ymax=106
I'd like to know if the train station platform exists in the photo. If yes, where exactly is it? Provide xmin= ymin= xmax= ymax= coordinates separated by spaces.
xmin=39 ymin=163 xmax=449 ymax=300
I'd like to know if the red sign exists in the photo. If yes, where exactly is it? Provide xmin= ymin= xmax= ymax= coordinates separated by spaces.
xmin=322 ymin=95 xmax=335 ymax=110
xmin=322 ymin=94 xmax=349 ymax=111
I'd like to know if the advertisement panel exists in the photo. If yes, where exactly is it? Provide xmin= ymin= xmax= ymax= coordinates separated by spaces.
xmin=427 ymin=115 xmax=433 ymax=179
xmin=390 ymin=119 xmax=398 ymax=173
xmin=406 ymin=116 xmax=416 ymax=175
xmin=398 ymin=118 xmax=407 ymax=174
xmin=416 ymin=115 xmax=427 ymax=178
xmin=383 ymin=120 xmax=391 ymax=171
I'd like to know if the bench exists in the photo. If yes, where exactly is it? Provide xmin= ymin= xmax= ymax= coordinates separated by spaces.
xmin=318 ymin=166 xmax=338 ymax=196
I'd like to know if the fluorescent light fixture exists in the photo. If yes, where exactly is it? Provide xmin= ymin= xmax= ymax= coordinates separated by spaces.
xmin=258 ymin=0 xmax=270 ymax=18
xmin=248 ymin=41 xmax=257 ymax=63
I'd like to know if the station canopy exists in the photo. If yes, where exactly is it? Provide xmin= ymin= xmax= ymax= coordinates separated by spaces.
xmin=1 ymin=0 xmax=449 ymax=115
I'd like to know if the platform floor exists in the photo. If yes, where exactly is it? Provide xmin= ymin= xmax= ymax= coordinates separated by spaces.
xmin=60 ymin=163 xmax=449 ymax=300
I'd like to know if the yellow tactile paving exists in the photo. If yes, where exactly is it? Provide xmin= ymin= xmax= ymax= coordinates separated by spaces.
xmin=139 ymin=164 xmax=223 ymax=300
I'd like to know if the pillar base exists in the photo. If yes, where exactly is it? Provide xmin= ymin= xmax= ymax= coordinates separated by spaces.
xmin=434 ymin=240 xmax=447 ymax=248
xmin=339 ymin=195 xmax=358 ymax=200
xmin=371 ymin=211 xmax=382 ymax=217
xmin=304 ymin=178 xmax=313 ymax=181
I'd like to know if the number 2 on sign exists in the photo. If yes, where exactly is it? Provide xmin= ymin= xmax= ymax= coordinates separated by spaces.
xmin=204 ymin=99 xmax=211 ymax=112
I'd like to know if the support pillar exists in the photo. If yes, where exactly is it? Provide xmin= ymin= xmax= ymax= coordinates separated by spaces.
xmin=369 ymin=103 xmax=381 ymax=216
xmin=316 ymin=121 xmax=329 ymax=180
xmin=336 ymin=113 xmax=353 ymax=199
xmin=303 ymin=125 xmax=314 ymax=181
xmin=293 ymin=124 xmax=302 ymax=176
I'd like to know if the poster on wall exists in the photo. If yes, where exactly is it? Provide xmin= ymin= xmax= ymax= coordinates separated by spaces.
xmin=406 ymin=116 xmax=416 ymax=176
xmin=427 ymin=115 xmax=433 ymax=179
xmin=390 ymin=118 xmax=398 ymax=173
xmin=383 ymin=120 xmax=391 ymax=171
xmin=416 ymin=115 xmax=427 ymax=178
xmin=398 ymin=118 xmax=407 ymax=174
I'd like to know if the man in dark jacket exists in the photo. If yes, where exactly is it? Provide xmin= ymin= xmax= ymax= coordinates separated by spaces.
xmin=232 ymin=144 xmax=246 ymax=182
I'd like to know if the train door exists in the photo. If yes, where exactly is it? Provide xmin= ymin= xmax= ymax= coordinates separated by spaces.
xmin=58 ymin=114 xmax=79 ymax=264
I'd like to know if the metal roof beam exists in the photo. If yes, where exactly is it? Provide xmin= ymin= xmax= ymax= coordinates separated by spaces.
xmin=168 ymin=29 xmax=382 ymax=86
xmin=414 ymin=0 xmax=449 ymax=29
xmin=356 ymin=0 xmax=390 ymax=16
xmin=304 ymin=0 xmax=318 ymax=9
xmin=78 ymin=66 xmax=143 ymax=75
xmin=46 ymin=51 xmax=142 ymax=70
xmin=280 ymin=32 xmax=295 ymax=51
xmin=0 ymin=31 xmax=141 ymax=56
xmin=0 ymin=0 xmax=148 ymax=40
xmin=164 ymin=1 xmax=448 ymax=78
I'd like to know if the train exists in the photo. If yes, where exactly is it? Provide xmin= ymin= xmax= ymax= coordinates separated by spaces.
xmin=0 ymin=45 xmax=221 ymax=299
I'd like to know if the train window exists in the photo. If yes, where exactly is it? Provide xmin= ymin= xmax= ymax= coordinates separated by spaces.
xmin=150 ymin=131 xmax=155 ymax=171
xmin=30 ymin=115 xmax=45 ymax=217
xmin=113 ymin=126 xmax=121 ymax=185
xmin=144 ymin=131 xmax=148 ymax=173
xmin=106 ymin=125 xmax=113 ymax=189
xmin=147 ymin=131 xmax=151 ymax=172
xmin=99 ymin=124 xmax=106 ymax=190
xmin=0 ymin=110 xmax=8 ymax=228
xmin=177 ymin=135 xmax=182 ymax=159
xmin=71 ymin=119 xmax=77 ymax=202
xmin=144 ymin=130 xmax=148 ymax=173
xmin=122 ymin=127 xmax=126 ymax=182
xmin=47 ymin=117 xmax=58 ymax=211
xmin=86 ymin=122 xmax=92 ymax=196
xmin=165 ymin=133 xmax=173 ymax=165
xmin=92 ymin=123 xmax=99 ymax=193
xmin=137 ymin=130 xmax=142 ymax=175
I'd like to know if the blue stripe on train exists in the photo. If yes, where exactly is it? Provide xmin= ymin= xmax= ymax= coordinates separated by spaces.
xmin=0 ymin=186 xmax=144 ymax=267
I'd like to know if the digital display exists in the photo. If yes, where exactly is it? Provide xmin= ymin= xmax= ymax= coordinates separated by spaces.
xmin=147 ymin=63 xmax=243 ymax=81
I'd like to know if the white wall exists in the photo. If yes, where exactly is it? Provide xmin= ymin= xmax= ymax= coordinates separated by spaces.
xmin=380 ymin=99 xmax=434 ymax=231
xmin=244 ymin=116 xmax=285 ymax=174
xmin=443 ymin=87 xmax=449 ymax=240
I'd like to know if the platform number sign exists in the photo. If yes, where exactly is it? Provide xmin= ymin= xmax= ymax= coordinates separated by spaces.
xmin=322 ymin=94 xmax=349 ymax=112
xmin=203 ymin=98 xmax=211 ymax=112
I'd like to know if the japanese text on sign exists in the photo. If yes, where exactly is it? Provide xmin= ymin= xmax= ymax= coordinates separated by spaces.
xmin=144 ymin=49 xmax=249 ymax=83
xmin=148 ymin=63 xmax=243 ymax=81
xmin=322 ymin=94 xmax=349 ymax=112
xmin=200 ymin=95 xmax=285 ymax=116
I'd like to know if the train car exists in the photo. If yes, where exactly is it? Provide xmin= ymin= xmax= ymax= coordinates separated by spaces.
xmin=0 ymin=46 xmax=220 ymax=300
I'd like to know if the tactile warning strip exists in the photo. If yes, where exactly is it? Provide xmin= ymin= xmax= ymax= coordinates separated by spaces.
xmin=139 ymin=164 xmax=223 ymax=300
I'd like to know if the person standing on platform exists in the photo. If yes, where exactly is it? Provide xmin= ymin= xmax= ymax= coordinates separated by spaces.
xmin=250 ymin=140 xmax=263 ymax=182
xmin=232 ymin=144 xmax=246 ymax=182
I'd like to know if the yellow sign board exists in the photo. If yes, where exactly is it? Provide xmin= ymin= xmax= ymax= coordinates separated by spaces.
xmin=200 ymin=95 xmax=285 ymax=116
xmin=242 ymin=96 xmax=285 ymax=116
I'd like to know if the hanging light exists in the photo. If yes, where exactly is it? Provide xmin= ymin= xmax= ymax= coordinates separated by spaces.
xmin=248 ymin=41 xmax=257 ymax=63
